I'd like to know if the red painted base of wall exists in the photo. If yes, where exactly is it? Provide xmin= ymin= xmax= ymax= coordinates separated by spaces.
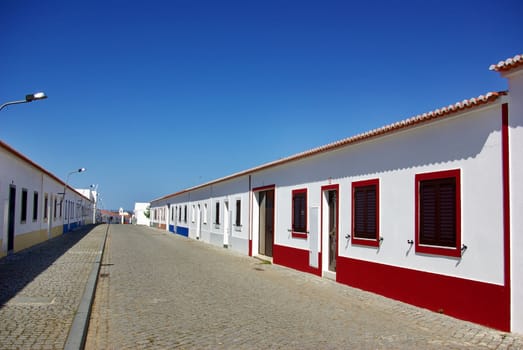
xmin=271 ymin=243 xmax=509 ymax=331
xmin=273 ymin=244 xmax=321 ymax=277
xmin=337 ymin=256 xmax=510 ymax=332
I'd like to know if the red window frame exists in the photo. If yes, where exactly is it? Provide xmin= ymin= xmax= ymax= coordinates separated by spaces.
xmin=351 ymin=179 xmax=380 ymax=247
xmin=292 ymin=188 xmax=308 ymax=238
xmin=415 ymin=169 xmax=461 ymax=257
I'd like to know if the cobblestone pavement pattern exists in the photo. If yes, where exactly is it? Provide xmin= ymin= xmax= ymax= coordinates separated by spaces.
xmin=85 ymin=225 xmax=523 ymax=350
xmin=0 ymin=225 xmax=106 ymax=349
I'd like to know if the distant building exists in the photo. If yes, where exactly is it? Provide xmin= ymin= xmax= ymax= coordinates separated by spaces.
xmin=99 ymin=209 xmax=120 ymax=224
xmin=76 ymin=188 xmax=100 ymax=223
xmin=133 ymin=202 xmax=150 ymax=226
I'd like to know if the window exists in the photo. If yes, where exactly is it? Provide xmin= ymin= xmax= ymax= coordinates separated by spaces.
xmin=352 ymin=179 xmax=380 ymax=247
xmin=172 ymin=206 xmax=175 ymax=222
xmin=415 ymin=169 xmax=461 ymax=257
xmin=43 ymin=193 xmax=49 ymax=220
xmin=184 ymin=205 xmax=187 ymax=223
xmin=33 ymin=191 xmax=38 ymax=221
xmin=292 ymin=189 xmax=307 ymax=238
xmin=203 ymin=203 xmax=208 ymax=224
xmin=21 ymin=189 xmax=28 ymax=223
xmin=191 ymin=205 xmax=195 ymax=222
xmin=178 ymin=206 xmax=182 ymax=222
xmin=235 ymin=199 xmax=241 ymax=226
xmin=54 ymin=198 xmax=57 ymax=219
xmin=215 ymin=202 xmax=220 ymax=225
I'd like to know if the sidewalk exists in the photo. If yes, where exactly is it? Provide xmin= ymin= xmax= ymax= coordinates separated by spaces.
xmin=0 ymin=224 xmax=108 ymax=350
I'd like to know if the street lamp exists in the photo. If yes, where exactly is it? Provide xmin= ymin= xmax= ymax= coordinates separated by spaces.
xmin=0 ymin=92 xmax=48 ymax=111
xmin=60 ymin=168 xmax=86 ymax=232
xmin=62 ymin=168 xmax=86 ymax=199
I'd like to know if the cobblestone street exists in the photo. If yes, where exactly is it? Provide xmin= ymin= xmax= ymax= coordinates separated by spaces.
xmin=0 ymin=225 xmax=106 ymax=349
xmin=86 ymin=225 xmax=523 ymax=349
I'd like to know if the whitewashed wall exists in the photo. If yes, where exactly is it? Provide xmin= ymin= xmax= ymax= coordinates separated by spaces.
xmin=133 ymin=202 xmax=150 ymax=226
xmin=0 ymin=143 xmax=91 ymax=255
xmin=248 ymin=103 xmax=505 ymax=285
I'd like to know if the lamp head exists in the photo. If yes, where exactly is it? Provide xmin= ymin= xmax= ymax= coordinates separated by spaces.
xmin=25 ymin=92 xmax=47 ymax=102
xmin=78 ymin=168 xmax=86 ymax=173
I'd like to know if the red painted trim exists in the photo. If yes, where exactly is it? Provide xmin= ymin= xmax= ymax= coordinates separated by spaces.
xmin=252 ymin=184 xmax=276 ymax=192
xmin=321 ymin=184 xmax=339 ymax=191
xmin=248 ymin=175 xmax=252 ymax=256
xmin=414 ymin=169 xmax=461 ymax=258
xmin=291 ymin=188 xmax=308 ymax=238
xmin=292 ymin=232 xmax=308 ymax=239
xmin=337 ymin=256 xmax=509 ymax=331
xmin=351 ymin=179 xmax=380 ymax=247
xmin=273 ymin=244 xmax=321 ymax=276
xmin=501 ymin=103 xmax=511 ymax=323
xmin=321 ymin=184 xmax=339 ymax=274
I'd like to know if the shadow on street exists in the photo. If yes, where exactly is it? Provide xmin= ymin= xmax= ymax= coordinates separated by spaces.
xmin=0 ymin=225 xmax=98 ymax=307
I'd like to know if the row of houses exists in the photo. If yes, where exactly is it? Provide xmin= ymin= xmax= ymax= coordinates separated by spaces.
xmin=0 ymin=140 xmax=95 ymax=258
xmin=149 ymin=53 xmax=523 ymax=334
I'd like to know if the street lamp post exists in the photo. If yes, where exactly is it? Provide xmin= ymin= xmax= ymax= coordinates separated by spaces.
xmin=0 ymin=92 xmax=48 ymax=111
xmin=61 ymin=168 xmax=86 ymax=232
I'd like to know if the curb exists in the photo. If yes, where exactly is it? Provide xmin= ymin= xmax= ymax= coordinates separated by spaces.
xmin=64 ymin=224 xmax=110 ymax=350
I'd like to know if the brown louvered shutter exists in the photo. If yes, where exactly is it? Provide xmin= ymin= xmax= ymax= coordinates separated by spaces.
xmin=354 ymin=185 xmax=377 ymax=239
xmin=419 ymin=178 xmax=456 ymax=247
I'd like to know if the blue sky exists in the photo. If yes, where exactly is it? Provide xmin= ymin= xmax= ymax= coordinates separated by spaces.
xmin=1 ymin=0 xmax=521 ymax=211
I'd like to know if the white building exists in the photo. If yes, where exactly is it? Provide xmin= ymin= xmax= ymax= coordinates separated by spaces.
xmin=0 ymin=141 xmax=93 ymax=258
xmin=77 ymin=188 xmax=100 ymax=224
xmin=150 ymin=54 xmax=523 ymax=333
xmin=133 ymin=202 xmax=150 ymax=226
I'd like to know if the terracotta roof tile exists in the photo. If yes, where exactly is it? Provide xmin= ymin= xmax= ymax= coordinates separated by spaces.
xmin=489 ymin=54 xmax=523 ymax=72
